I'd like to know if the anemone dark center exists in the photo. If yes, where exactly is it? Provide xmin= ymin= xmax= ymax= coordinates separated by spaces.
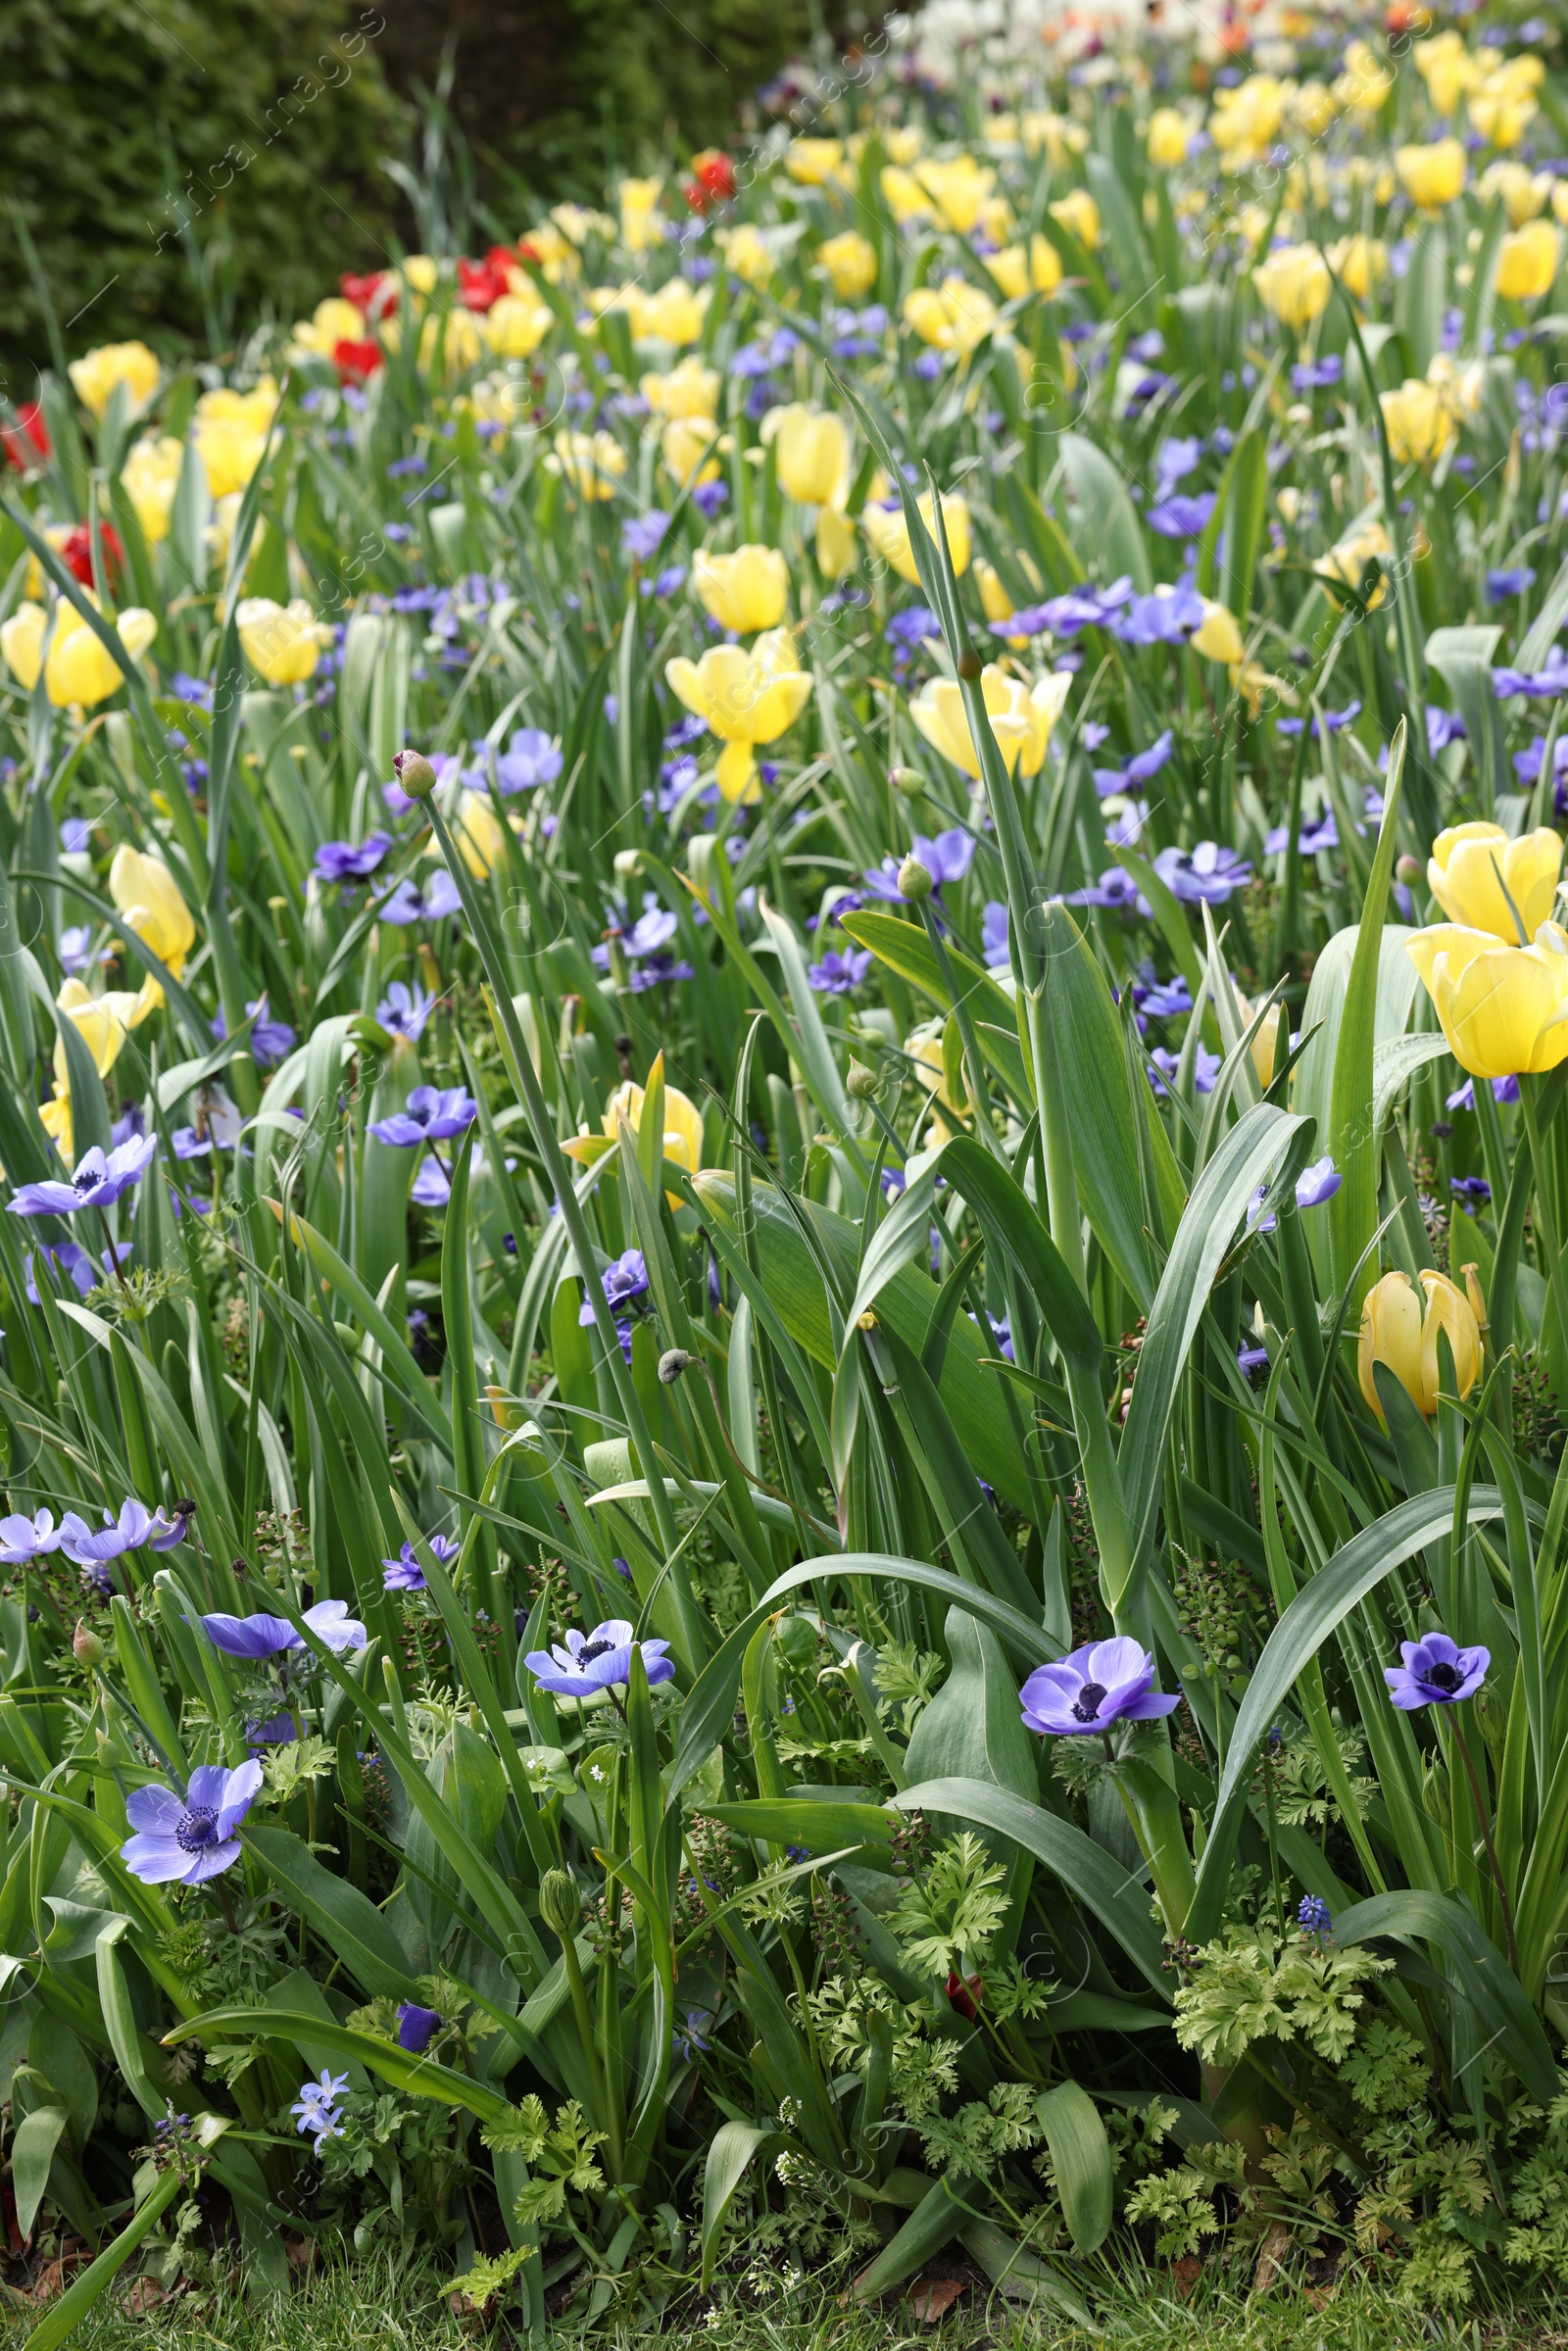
xmin=1425 ymin=1661 xmax=1461 ymax=1692
xmin=175 ymin=1805 xmax=219 ymax=1851
xmin=577 ymin=1638 xmax=617 ymax=1665
xmin=1072 ymin=1681 xmax=1108 ymax=1724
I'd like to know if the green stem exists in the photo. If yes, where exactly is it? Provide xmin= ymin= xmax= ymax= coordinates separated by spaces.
xmin=1447 ymin=1711 xmax=1519 ymax=1976
xmin=422 ymin=798 xmax=690 ymax=1630
xmin=1519 ymin=1076 xmax=1568 ymax=1385
xmin=557 ymin=1924 xmax=612 ymax=2161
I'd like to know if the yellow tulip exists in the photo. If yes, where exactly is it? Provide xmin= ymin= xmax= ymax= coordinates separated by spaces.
xmin=905 ymin=1026 xmax=959 ymax=1144
xmin=909 ymin=667 xmax=1070 ymax=781
xmin=1413 ymin=29 xmax=1480 ymax=118
xmin=714 ymin=224 xmax=773 ymax=288
xmin=2 ymin=598 xmax=157 ymax=709
xmin=618 ymin=177 xmax=665 ymax=254
xmin=761 ymin=405 xmax=849 ymax=507
xmin=417 ymin=309 xmax=486 ymax=373
xmin=661 ymin=416 xmax=724 ymax=489
xmin=236 ymin=596 xmax=328 ymax=686
xmin=1147 ymin=107 xmax=1192 ymax=168
xmin=1426 ymin=351 xmax=1487 ymax=423
xmin=815 ymin=506 xmax=859 ymax=580
xmin=591 ymin=1062 xmax=705 ymax=1204
xmin=400 ymin=255 xmax=439 ymax=296
xmin=1191 ymin=601 xmax=1246 ymax=666
xmin=289 ymin=296 xmax=366 ymax=355
xmin=816 ymin=230 xmax=878 ymax=300
xmin=640 ymin=280 xmax=707 ymax=346
xmin=1290 ymin=82 xmax=1339 ymax=139
xmin=1358 ymin=1268 xmax=1481 ymax=1419
xmin=452 ymin=790 xmax=507 ymax=876
xmin=1235 ymin=987 xmax=1283 ymax=1088
xmin=692 ymin=546 xmax=789 ymax=635
xmin=902 ymin=277 xmax=998 ymax=356
xmin=545 ymin=430 xmax=627 ymax=501
xmin=1381 ymin=379 xmax=1454 ymax=465
xmin=110 ymin=844 xmax=196 ymax=984
xmin=1469 ymin=62 xmax=1540 ymax=151
xmin=69 ymin=341 xmax=160 ymax=420
xmin=1315 ymin=521 xmax=1392 ymax=603
xmin=983 ymin=235 xmax=1063 ymax=302
xmin=1396 ymin=139 xmax=1467 ymax=209
xmin=1252 ymin=244 xmax=1333 ymax=330
xmin=119 ymin=436 xmax=184 ymax=543
xmin=1495 ymin=220 xmax=1562 ymax=303
xmin=883 ymin=125 xmax=923 ymax=167
xmin=785 ymin=138 xmax=846 ymax=187
xmin=1335 ymin=39 xmax=1396 ymax=112
xmin=1048 ymin=190 xmax=1101 ymax=250
xmin=192 ymin=379 xmax=279 ymax=490
xmin=1325 ymin=235 xmax=1388 ymax=303
xmin=974 ymin=559 xmax=1015 ymax=627
xmin=487 ymin=295 xmax=554 ymax=359
xmin=663 ymin=629 xmax=812 ymax=803
xmin=1407 ymin=920 xmax=1568 ymax=1078
xmin=1208 ymin=76 xmax=1288 ymax=167
xmin=1479 ymin=160 xmax=1550 ymax=225
xmin=861 ymin=491 xmax=971 ymax=585
xmin=880 ymin=166 xmax=935 ymax=224
xmin=1427 ymin=821 xmax=1562 ymax=942
xmin=640 ymin=356 xmax=719 ymax=421
xmin=911 ymin=155 xmax=995 ymax=235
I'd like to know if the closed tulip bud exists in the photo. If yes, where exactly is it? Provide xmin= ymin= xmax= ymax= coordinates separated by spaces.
xmin=1462 ymin=1262 xmax=1490 ymax=1335
xmin=898 ymin=855 xmax=934 ymax=901
xmin=658 ymin=1347 xmax=693 ymax=1385
xmin=1396 ymin=855 xmax=1424 ymax=885
xmin=393 ymin=749 xmax=438 ymax=801
xmin=539 ymin=1868 xmax=582 ymax=1939
xmin=847 ymin=1060 xmax=880 ymax=1101
xmin=74 ymin=1621 xmax=105 ymax=1668
xmin=890 ymin=765 xmax=926 ymax=796
xmin=1358 ymin=1268 xmax=1481 ymax=1419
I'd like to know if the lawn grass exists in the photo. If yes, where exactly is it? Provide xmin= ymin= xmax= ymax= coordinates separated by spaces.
xmin=4 ymin=2245 xmax=1561 ymax=2351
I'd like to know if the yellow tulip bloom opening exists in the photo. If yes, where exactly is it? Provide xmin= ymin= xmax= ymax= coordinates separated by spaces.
xmin=664 ymin=630 xmax=812 ymax=803
xmin=692 ymin=547 xmax=789 ymax=636
xmin=861 ymin=492 xmax=971 ymax=585
xmin=110 ymin=845 xmax=197 ymax=988
xmin=909 ymin=668 xmax=1072 ymax=781
xmin=236 ymin=598 xmax=330 ymax=687
xmin=1426 ymin=822 xmax=1562 ymax=943
xmin=1252 ymin=244 xmax=1332 ymax=330
xmin=1407 ymin=921 xmax=1568 ymax=1080
xmin=1358 ymin=1268 xmax=1481 ymax=1419
xmin=69 ymin=341 xmax=161 ymax=420
xmin=760 ymin=406 xmax=851 ymax=508
xmin=0 ymin=598 xmax=157 ymax=710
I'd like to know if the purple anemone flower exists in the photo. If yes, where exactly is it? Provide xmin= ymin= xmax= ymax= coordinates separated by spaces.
xmin=524 ymin=1618 xmax=675 ymax=1697
xmin=381 ymin=1535 xmax=459 ymax=1592
xmin=1152 ymin=842 xmax=1251 ymax=906
xmin=0 ymin=1509 xmax=63 ymax=1564
xmin=1147 ymin=493 xmax=1216 ymax=540
xmin=368 ymin=1086 xmax=477 ymax=1147
xmin=579 ymin=1249 xmax=649 ymax=1326
xmin=9 ymin=1134 xmax=158 ymax=1216
xmin=396 ymin=2002 xmax=443 ymax=2053
xmin=198 ymin=1597 xmax=368 ymax=1657
xmin=375 ymin=872 xmax=464 ymax=927
xmin=375 ymin=980 xmax=436 ymax=1041
xmin=314 ymin=834 xmax=392 ymax=886
xmin=60 ymin=1497 xmax=188 ymax=1565
xmin=1019 ymin=1637 xmax=1180 ymax=1736
xmin=121 ymin=1758 xmax=262 ymax=1885
xmin=495 ymin=727 xmax=564 ymax=793
xmin=808 ymin=947 xmax=873 ymax=996
xmin=410 ymin=1157 xmax=452 ymax=1208
xmin=1385 ymin=1632 xmax=1490 ymax=1710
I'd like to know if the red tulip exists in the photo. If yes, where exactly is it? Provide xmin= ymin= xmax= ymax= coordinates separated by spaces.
xmin=341 ymin=271 xmax=395 ymax=321
xmin=333 ymin=338 xmax=384 ymax=386
xmin=2 ymin=403 xmax=50 ymax=471
xmin=693 ymin=149 xmax=736 ymax=203
xmin=60 ymin=521 xmax=123 ymax=587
